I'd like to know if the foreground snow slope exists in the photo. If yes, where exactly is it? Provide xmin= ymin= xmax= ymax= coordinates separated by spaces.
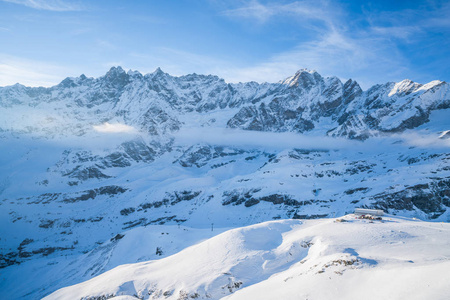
xmin=0 ymin=225 xmax=225 ymax=300
xmin=45 ymin=215 xmax=450 ymax=300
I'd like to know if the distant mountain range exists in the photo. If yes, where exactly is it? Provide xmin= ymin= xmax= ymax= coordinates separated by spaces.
xmin=2 ymin=66 xmax=449 ymax=139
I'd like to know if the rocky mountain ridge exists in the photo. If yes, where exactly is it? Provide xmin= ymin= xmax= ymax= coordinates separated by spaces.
xmin=1 ymin=67 xmax=449 ymax=139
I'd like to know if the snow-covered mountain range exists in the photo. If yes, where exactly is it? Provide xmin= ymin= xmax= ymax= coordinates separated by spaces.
xmin=2 ymin=66 xmax=449 ymax=138
xmin=0 ymin=67 xmax=449 ymax=299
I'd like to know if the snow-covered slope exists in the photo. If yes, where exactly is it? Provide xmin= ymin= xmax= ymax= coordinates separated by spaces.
xmin=43 ymin=215 xmax=450 ymax=300
xmin=1 ymin=67 xmax=449 ymax=299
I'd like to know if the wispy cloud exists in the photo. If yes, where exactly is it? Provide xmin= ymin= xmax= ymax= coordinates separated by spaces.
xmin=96 ymin=39 xmax=117 ymax=50
xmin=217 ymin=1 xmax=373 ymax=85
xmin=370 ymin=26 xmax=422 ymax=41
xmin=173 ymin=127 xmax=359 ymax=150
xmin=216 ymin=29 xmax=409 ymax=88
xmin=173 ymin=127 xmax=450 ymax=152
xmin=218 ymin=0 xmax=445 ymax=87
xmin=1 ymin=0 xmax=83 ymax=11
xmin=93 ymin=122 xmax=137 ymax=134
xmin=364 ymin=1 xmax=450 ymax=31
xmin=131 ymin=1 xmax=449 ymax=89
xmin=222 ymin=0 xmax=340 ymax=26
xmin=222 ymin=0 xmax=275 ymax=23
xmin=393 ymin=132 xmax=450 ymax=149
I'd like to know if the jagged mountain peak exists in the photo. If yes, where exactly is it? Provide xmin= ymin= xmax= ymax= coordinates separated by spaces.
xmin=386 ymin=78 xmax=449 ymax=99
xmin=342 ymin=78 xmax=363 ymax=105
xmin=152 ymin=67 xmax=167 ymax=76
xmin=343 ymin=78 xmax=358 ymax=87
xmin=295 ymin=68 xmax=318 ymax=75
xmin=419 ymin=79 xmax=445 ymax=91
xmin=388 ymin=79 xmax=422 ymax=97
xmin=343 ymin=78 xmax=362 ymax=94
xmin=106 ymin=65 xmax=126 ymax=75
xmin=57 ymin=77 xmax=78 ymax=88
xmin=179 ymin=72 xmax=222 ymax=82
xmin=57 ymin=73 xmax=92 ymax=88
xmin=282 ymin=68 xmax=323 ymax=88
xmin=104 ymin=66 xmax=127 ymax=80
xmin=8 ymin=82 xmax=26 ymax=89
xmin=100 ymin=66 xmax=130 ymax=89
xmin=126 ymin=69 xmax=143 ymax=78
xmin=143 ymin=67 xmax=171 ymax=82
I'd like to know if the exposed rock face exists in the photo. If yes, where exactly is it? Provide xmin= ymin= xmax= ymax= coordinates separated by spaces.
xmin=227 ymin=100 xmax=315 ymax=133
xmin=372 ymin=179 xmax=450 ymax=219
xmin=48 ymin=138 xmax=159 ymax=184
xmin=175 ymin=145 xmax=246 ymax=168
xmin=227 ymin=71 xmax=449 ymax=139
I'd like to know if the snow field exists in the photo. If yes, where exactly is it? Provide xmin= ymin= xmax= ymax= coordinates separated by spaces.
xmin=45 ymin=215 xmax=450 ymax=300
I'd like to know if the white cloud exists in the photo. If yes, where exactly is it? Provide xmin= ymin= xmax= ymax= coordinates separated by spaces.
xmin=93 ymin=122 xmax=137 ymax=134
xmin=370 ymin=26 xmax=422 ymax=41
xmin=96 ymin=39 xmax=117 ymax=50
xmin=173 ymin=127 xmax=450 ymax=152
xmin=394 ymin=132 xmax=450 ymax=149
xmin=222 ymin=0 xmax=275 ymax=23
xmin=216 ymin=0 xmax=449 ymax=88
xmin=1 ymin=0 xmax=83 ymax=11
xmin=216 ymin=2 xmax=386 ymax=87
xmin=214 ymin=29 xmax=409 ymax=89
xmin=173 ymin=127 xmax=359 ymax=150
xmin=222 ymin=0 xmax=340 ymax=26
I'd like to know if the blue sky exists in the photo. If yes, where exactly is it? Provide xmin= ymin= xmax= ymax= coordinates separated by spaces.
xmin=0 ymin=0 xmax=449 ymax=89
